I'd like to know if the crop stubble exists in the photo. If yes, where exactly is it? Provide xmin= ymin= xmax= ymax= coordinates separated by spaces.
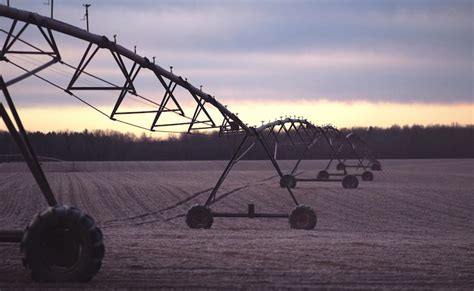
xmin=0 ymin=159 xmax=472 ymax=288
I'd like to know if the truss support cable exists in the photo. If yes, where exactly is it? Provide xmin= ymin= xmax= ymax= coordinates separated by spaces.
xmin=5 ymin=59 xmax=184 ymax=133
xmin=5 ymin=58 xmax=57 ymax=86
xmin=205 ymin=133 xmax=251 ymax=206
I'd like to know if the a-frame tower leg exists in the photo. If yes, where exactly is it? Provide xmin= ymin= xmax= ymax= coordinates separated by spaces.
xmin=0 ymin=76 xmax=57 ymax=207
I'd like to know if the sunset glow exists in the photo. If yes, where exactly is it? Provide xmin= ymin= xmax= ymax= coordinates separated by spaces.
xmin=1 ymin=100 xmax=470 ymax=138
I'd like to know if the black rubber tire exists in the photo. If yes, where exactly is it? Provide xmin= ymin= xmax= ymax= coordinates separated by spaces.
xmin=336 ymin=163 xmax=346 ymax=171
xmin=186 ymin=205 xmax=214 ymax=229
xmin=20 ymin=205 xmax=105 ymax=282
xmin=362 ymin=171 xmax=374 ymax=181
xmin=371 ymin=163 xmax=382 ymax=171
xmin=279 ymin=174 xmax=296 ymax=189
xmin=342 ymin=175 xmax=359 ymax=189
xmin=317 ymin=170 xmax=329 ymax=180
xmin=288 ymin=205 xmax=317 ymax=230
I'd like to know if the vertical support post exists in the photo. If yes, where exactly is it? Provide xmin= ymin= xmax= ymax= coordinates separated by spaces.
xmin=321 ymin=128 xmax=346 ymax=173
xmin=255 ymin=129 xmax=299 ymax=206
xmin=290 ymin=137 xmax=317 ymax=175
xmin=248 ymin=204 xmax=255 ymax=218
xmin=273 ymin=141 xmax=278 ymax=160
xmin=345 ymin=135 xmax=365 ymax=170
xmin=255 ymin=129 xmax=283 ymax=177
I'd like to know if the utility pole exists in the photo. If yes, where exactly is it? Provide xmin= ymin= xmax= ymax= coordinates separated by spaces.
xmin=7 ymin=0 xmax=9 ymax=7
xmin=82 ymin=4 xmax=91 ymax=32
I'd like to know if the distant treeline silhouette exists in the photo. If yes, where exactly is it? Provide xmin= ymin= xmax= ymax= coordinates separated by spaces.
xmin=0 ymin=124 xmax=472 ymax=161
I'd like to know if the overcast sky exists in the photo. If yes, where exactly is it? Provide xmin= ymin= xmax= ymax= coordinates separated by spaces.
xmin=0 ymin=0 xmax=472 ymax=132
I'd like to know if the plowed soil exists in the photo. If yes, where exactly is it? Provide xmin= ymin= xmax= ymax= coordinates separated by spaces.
xmin=0 ymin=159 xmax=473 ymax=289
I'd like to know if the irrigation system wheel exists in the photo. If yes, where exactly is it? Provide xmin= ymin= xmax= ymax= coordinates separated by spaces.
xmin=288 ymin=205 xmax=317 ymax=230
xmin=186 ymin=205 xmax=214 ymax=229
xmin=279 ymin=174 xmax=297 ymax=189
xmin=362 ymin=171 xmax=374 ymax=181
xmin=342 ymin=175 xmax=359 ymax=189
xmin=336 ymin=163 xmax=346 ymax=171
xmin=317 ymin=170 xmax=330 ymax=180
xmin=371 ymin=163 xmax=382 ymax=171
xmin=20 ymin=205 xmax=105 ymax=282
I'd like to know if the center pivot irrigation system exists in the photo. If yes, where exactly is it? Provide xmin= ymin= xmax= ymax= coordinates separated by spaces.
xmin=316 ymin=125 xmax=381 ymax=181
xmin=0 ymin=5 xmax=381 ymax=282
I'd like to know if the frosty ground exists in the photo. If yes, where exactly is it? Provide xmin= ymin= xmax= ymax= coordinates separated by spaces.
xmin=0 ymin=159 xmax=472 ymax=289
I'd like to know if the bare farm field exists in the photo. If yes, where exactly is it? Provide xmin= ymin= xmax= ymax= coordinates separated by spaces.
xmin=0 ymin=159 xmax=473 ymax=289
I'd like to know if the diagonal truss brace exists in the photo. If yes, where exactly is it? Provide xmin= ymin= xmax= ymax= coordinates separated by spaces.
xmin=0 ymin=76 xmax=57 ymax=207
xmin=1 ymin=20 xmax=60 ymax=83
xmin=204 ymin=129 xmax=299 ymax=207
xmin=1 ymin=20 xmax=60 ymax=59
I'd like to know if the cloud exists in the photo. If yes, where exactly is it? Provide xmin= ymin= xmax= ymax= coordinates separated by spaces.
xmin=1 ymin=0 xmax=472 ymax=109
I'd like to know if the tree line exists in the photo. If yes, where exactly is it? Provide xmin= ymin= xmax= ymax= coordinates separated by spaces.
xmin=0 ymin=124 xmax=472 ymax=161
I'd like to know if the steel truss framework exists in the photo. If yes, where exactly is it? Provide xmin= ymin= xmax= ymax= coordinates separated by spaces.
xmin=0 ymin=5 xmax=331 ymax=235
xmin=0 ymin=4 xmax=381 ymax=282
xmin=207 ymin=118 xmax=322 ymax=207
xmin=188 ymin=118 xmax=327 ymax=229
xmin=246 ymin=120 xmax=351 ymax=185
xmin=322 ymin=126 xmax=382 ymax=172
xmin=209 ymin=119 xmax=380 ymax=202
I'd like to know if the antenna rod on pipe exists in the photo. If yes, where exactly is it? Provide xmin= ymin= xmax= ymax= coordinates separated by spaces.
xmin=82 ymin=4 xmax=91 ymax=32
xmin=44 ymin=0 xmax=54 ymax=18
